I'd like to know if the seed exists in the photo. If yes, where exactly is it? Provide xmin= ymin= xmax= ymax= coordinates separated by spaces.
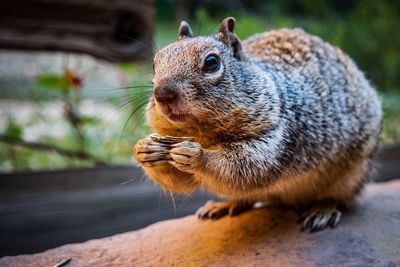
xmin=150 ymin=133 xmax=194 ymax=144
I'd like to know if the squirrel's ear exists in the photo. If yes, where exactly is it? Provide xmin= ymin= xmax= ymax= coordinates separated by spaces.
xmin=178 ymin=21 xmax=193 ymax=40
xmin=217 ymin=17 xmax=244 ymax=59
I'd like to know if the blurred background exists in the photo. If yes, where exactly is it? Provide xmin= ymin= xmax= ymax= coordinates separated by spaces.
xmin=0 ymin=0 xmax=399 ymax=257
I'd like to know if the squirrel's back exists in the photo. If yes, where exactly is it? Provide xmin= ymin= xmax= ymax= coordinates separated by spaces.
xmin=238 ymin=28 xmax=382 ymax=204
xmin=243 ymin=28 xmax=382 ymax=156
xmin=243 ymin=28 xmax=315 ymax=67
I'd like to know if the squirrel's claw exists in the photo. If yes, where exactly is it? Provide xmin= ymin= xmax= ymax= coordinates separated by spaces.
xmin=301 ymin=207 xmax=342 ymax=232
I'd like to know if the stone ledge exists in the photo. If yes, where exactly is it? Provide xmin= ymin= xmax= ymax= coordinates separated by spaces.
xmin=1 ymin=180 xmax=400 ymax=267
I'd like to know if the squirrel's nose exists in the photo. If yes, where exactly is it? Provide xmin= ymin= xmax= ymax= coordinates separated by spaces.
xmin=154 ymin=85 xmax=179 ymax=105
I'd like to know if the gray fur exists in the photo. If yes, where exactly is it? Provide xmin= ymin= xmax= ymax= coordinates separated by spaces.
xmin=140 ymin=20 xmax=382 ymax=210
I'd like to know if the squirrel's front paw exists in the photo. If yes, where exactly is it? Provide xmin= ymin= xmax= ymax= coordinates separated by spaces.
xmin=134 ymin=136 xmax=171 ymax=167
xmin=169 ymin=140 xmax=204 ymax=173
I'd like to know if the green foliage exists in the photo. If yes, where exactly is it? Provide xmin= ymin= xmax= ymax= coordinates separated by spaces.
xmin=37 ymin=73 xmax=67 ymax=90
xmin=2 ymin=122 xmax=23 ymax=140
xmin=80 ymin=116 xmax=101 ymax=126
xmin=119 ymin=63 xmax=138 ymax=75
xmin=235 ymin=16 xmax=270 ymax=38
xmin=380 ymin=93 xmax=400 ymax=146
xmin=301 ymin=0 xmax=400 ymax=93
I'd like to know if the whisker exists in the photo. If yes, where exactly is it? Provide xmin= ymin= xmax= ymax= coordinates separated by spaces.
xmin=158 ymin=190 xmax=162 ymax=211
xmin=86 ymin=85 xmax=153 ymax=92
xmin=121 ymin=99 xmax=149 ymax=133
xmin=131 ymin=108 xmax=148 ymax=136
xmin=121 ymin=34 xmax=159 ymax=54
xmin=98 ymin=98 xmax=133 ymax=125
xmin=148 ymin=36 xmax=159 ymax=53
xmin=169 ymin=191 xmax=177 ymax=212
xmin=98 ymin=95 xmax=137 ymax=116
xmin=119 ymin=34 xmax=154 ymax=51
xmin=88 ymin=92 xmax=150 ymax=107
xmin=103 ymin=92 xmax=149 ymax=129
xmin=119 ymin=177 xmax=137 ymax=186
xmin=177 ymin=192 xmax=194 ymax=210
xmin=96 ymin=94 xmax=149 ymax=140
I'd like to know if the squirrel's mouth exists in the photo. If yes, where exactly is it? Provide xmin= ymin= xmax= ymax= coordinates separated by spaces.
xmin=159 ymin=104 xmax=190 ymax=122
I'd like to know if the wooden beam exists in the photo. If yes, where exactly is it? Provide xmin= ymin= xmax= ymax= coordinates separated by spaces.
xmin=0 ymin=0 xmax=154 ymax=62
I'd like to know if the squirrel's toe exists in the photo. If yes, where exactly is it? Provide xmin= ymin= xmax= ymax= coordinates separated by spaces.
xmin=301 ymin=207 xmax=342 ymax=232
xmin=196 ymin=200 xmax=253 ymax=220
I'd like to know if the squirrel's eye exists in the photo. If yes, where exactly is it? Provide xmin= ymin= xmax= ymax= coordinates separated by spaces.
xmin=203 ymin=54 xmax=220 ymax=73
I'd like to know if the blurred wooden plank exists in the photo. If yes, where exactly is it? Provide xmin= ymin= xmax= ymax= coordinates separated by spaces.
xmin=373 ymin=145 xmax=400 ymax=182
xmin=0 ymin=165 xmax=214 ymax=257
xmin=0 ymin=0 xmax=154 ymax=62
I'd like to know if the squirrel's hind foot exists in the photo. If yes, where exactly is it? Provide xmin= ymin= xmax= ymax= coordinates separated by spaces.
xmin=196 ymin=200 xmax=253 ymax=220
xmin=300 ymin=202 xmax=342 ymax=232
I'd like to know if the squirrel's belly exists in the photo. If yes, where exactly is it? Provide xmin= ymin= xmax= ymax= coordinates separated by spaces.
xmin=200 ymin=157 xmax=369 ymax=206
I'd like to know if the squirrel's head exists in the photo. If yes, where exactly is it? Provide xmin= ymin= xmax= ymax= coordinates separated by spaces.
xmin=150 ymin=17 xmax=279 ymax=139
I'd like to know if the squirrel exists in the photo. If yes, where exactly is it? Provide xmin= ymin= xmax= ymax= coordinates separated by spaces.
xmin=134 ymin=17 xmax=382 ymax=232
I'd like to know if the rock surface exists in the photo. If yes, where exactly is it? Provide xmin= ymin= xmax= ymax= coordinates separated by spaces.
xmin=1 ymin=180 xmax=400 ymax=267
